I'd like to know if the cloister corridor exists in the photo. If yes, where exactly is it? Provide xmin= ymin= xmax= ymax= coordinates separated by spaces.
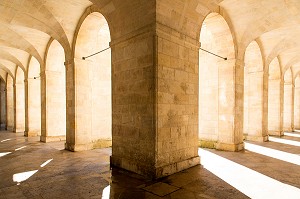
xmin=1 ymin=131 xmax=300 ymax=198
xmin=1 ymin=0 xmax=300 ymax=198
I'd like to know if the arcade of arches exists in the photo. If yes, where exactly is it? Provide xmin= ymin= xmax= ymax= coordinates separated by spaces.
xmin=1 ymin=0 xmax=300 ymax=198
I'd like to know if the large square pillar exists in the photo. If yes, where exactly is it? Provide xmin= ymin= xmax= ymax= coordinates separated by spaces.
xmin=110 ymin=23 xmax=200 ymax=179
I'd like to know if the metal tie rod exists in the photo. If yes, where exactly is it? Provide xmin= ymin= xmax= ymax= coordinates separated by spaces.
xmin=82 ymin=46 xmax=226 ymax=61
xmin=200 ymin=47 xmax=227 ymax=60
xmin=82 ymin=47 xmax=111 ymax=60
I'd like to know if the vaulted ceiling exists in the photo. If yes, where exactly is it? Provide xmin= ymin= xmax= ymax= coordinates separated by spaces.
xmin=0 ymin=0 xmax=300 ymax=81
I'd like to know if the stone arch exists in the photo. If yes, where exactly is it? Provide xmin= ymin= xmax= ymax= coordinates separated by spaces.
xmin=0 ymin=65 xmax=15 ymax=80
xmin=285 ymin=57 xmax=300 ymax=74
xmin=71 ymin=5 xmax=112 ymax=53
xmin=283 ymin=68 xmax=293 ymax=131
xmin=67 ymin=10 xmax=112 ymax=150
xmin=243 ymin=40 xmax=268 ymax=141
xmin=0 ymin=51 xmax=26 ymax=72
xmin=24 ymin=56 xmax=41 ymax=137
xmin=199 ymin=12 xmax=242 ymax=151
xmin=6 ymin=74 xmax=14 ymax=131
xmin=0 ymin=25 xmax=43 ymax=64
xmin=268 ymin=57 xmax=283 ymax=136
xmin=15 ymin=66 xmax=25 ymax=132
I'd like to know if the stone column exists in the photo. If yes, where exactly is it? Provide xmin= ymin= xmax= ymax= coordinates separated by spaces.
xmin=283 ymin=82 xmax=293 ymax=132
xmin=244 ymin=70 xmax=268 ymax=142
xmin=0 ymin=82 xmax=1 ymax=129
xmin=65 ymin=59 xmax=76 ymax=150
xmin=40 ymin=70 xmax=66 ymax=142
xmin=0 ymin=81 xmax=6 ymax=130
xmin=216 ymin=59 xmax=244 ymax=151
xmin=24 ymin=78 xmax=41 ymax=137
xmin=13 ymin=84 xmax=16 ymax=132
xmin=279 ymin=78 xmax=284 ymax=135
xmin=291 ymin=83 xmax=295 ymax=131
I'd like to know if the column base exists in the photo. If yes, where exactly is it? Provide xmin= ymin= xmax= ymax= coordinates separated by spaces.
xmin=0 ymin=124 xmax=6 ymax=130
xmin=7 ymin=126 xmax=14 ymax=132
xmin=198 ymin=140 xmax=217 ymax=149
xmin=15 ymin=128 xmax=25 ymax=133
xmin=110 ymin=155 xmax=200 ymax=179
xmin=92 ymin=139 xmax=112 ymax=148
xmin=283 ymin=128 xmax=293 ymax=132
xmin=244 ymin=135 xmax=269 ymax=142
xmin=24 ymin=131 xmax=39 ymax=137
xmin=65 ymin=139 xmax=112 ymax=151
xmin=40 ymin=135 xmax=66 ymax=143
xmin=65 ymin=142 xmax=93 ymax=152
xmin=268 ymin=130 xmax=283 ymax=136
xmin=216 ymin=142 xmax=244 ymax=151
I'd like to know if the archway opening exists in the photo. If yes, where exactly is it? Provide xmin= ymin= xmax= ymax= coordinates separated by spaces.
xmin=6 ymin=75 xmax=14 ymax=131
xmin=283 ymin=68 xmax=293 ymax=132
xmin=41 ymin=39 xmax=66 ymax=142
xmin=199 ymin=13 xmax=236 ymax=149
xmin=15 ymin=67 xmax=25 ymax=132
xmin=25 ymin=57 xmax=41 ymax=137
xmin=244 ymin=41 xmax=267 ymax=141
xmin=268 ymin=58 xmax=282 ymax=136
xmin=74 ymin=12 xmax=111 ymax=149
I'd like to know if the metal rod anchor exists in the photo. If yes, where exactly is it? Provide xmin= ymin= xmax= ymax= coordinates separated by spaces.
xmin=200 ymin=47 xmax=227 ymax=60
xmin=82 ymin=47 xmax=111 ymax=60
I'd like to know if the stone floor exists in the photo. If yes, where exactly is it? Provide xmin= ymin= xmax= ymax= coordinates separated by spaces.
xmin=0 ymin=131 xmax=300 ymax=199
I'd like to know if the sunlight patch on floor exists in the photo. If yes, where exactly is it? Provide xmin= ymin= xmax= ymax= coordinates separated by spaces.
xmin=101 ymin=185 xmax=110 ymax=199
xmin=1 ymin=139 xmax=11 ymax=142
xmin=245 ymin=142 xmax=300 ymax=166
xmin=0 ymin=152 xmax=11 ymax=157
xmin=15 ymin=146 xmax=27 ymax=151
xmin=40 ymin=159 xmax=53 ymax=167
xmin=13 ymin=170 xmax=38 ymax=185
xmin=199 ymin=148 xmax=300 ymax=199
xmin=284 ymin=132 xmax=300 ymax=138
xmin=269 ymin=137 xmax=300 ymax=147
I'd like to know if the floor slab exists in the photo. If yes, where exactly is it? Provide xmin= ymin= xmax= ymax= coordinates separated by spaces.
xmin=3 ymin=131 xmax=300 ymax=198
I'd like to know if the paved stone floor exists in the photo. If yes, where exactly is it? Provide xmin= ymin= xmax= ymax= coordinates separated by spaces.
xmin=0 ymin=131 xmax=300 ymax=198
